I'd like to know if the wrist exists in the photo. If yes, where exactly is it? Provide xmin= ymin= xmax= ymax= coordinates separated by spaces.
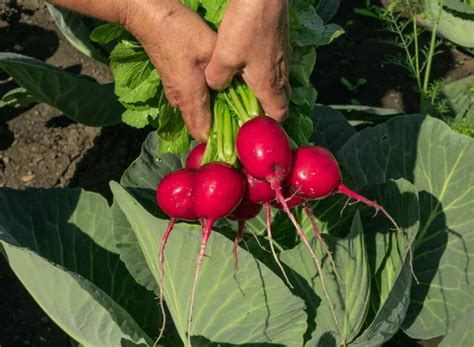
xmin=122 ymin=0 xmax=183 ymax=38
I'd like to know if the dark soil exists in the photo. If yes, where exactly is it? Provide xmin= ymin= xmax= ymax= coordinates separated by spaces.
xmin=0 ymin=1 xmax=472 ymax=346
xmin=0 ymin=1 xmax=148 ymax=346
xmin=311 ymin=1 xmax=474 ymax=113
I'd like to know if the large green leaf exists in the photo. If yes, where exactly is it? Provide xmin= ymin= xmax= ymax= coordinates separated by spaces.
xmin=338 ymin=115 xmax=474 ymax=339
xmin=0 ymin=188 xmax=157 ymax=345
xmin=46 ymin=4 xmax=108 ymax=63
xmin=111 ymin=200 xmax=157 ymax=292
xmin=310 ymin=105 xmax=355 ymax=152
xmin=350 ymin=179 xmax=420 ymax=347
xmin=421 ymin=0 xmax=474 ymax=48
xmin=316 ymin=0 xmax=341 ymax=23
xmin=439 ymin=308 xmax=474 ymax=347
xmin=0 ymin=53 xmax=123 ymax=126
xmin=444 ymin=0 xmax=474 ymax=15
xmin=280 ymin=213 xmax=370 ymax=346
xmin=111 ymin=182 xmax=308 ymax=346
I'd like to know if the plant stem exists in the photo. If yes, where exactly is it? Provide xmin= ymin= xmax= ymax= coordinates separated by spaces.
xmin=227 ymin=87 xmax=249 ymax=122
xmin=412 ymin=15 xmax=422 ymax=93
xmin=233 ymin=79 xmax=251 ymax=114
xmin=422 ymin=0 xmax=444 ymax=93
xmin=223 ymin=106 xmax=234 ymax=162
xmin=215 ymin=101 xmax=226 ymax=162
xmin=390 ymin=13 xmax=418 ymax=87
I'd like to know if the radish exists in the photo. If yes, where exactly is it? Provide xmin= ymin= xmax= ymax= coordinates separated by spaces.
xmin=228 ymin=197 xmax=262 ymax=273
xmin=188 ymin=162 xmax=245 ymax=342
xmin=155 ymin=168 xmax=197 ymax=341
xmin=236 ymin=116 xmax=340 ymax=332
xmin=244 ymin=170 xmax=275 ymax=203
xmin=287 ymin=145 xmax=414 ymax=281
xmin=186 ymin=143 xmax=206 ymax=169
xmin=286 ymin=146 xmax=400 ymax=231
xmin=236 ymin=116 xmax=292 ymax=183
xmin=244 ymin=170 xmax=292 ymax=286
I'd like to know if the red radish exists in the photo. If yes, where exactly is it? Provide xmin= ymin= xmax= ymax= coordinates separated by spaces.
xmin=245 ymin=170 xmax=275 ymax=203
xmin=186 ymin=143 xmax=206 ymax=169
xmin=288 ymin=146 xmax=414 ymax=282
xmin=287 ymin=146 xmax=400 ymax=229
xmin=236 ymin=116 xmax=341 ymax=334
xmin=155 ymin=168 xmax=197 ymax=342
xmin=236 ymin=116 xmax=292 ymax=183
xmin=228 ymin=198 xmax=262 ymax=273
xmin=242 ymin=171 xmax=291 ymax=285
xmin=156 ymin=169 xmax=197 ymax=221
xmin=228 ymin=197 xmax=262 ymax=221
xmin=188 ymin=163 xmax=245 ymax=342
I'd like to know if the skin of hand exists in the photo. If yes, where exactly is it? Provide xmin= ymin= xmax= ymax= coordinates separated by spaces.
xmin=205 ymin=0 xmax=291 ymax=121
xmin=48 ymin=0 xmax=216 ymax=142
xmin=125 ymin=1 xmax=216 ymax=141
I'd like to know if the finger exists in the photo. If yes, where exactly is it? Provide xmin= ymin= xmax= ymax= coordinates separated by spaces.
xmin=242 ymin=66 xmax=289 ymax=122
xmin=164 ymin=75 xmax=211 ymax=143
xmin=180 ymin=86 xmax=212 ymax=142
xmin=205 ymin=52 xmax=240 ymax=91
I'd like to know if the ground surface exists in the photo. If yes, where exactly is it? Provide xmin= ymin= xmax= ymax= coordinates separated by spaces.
xmin=0 ymin=1 xmax=472 ymax=346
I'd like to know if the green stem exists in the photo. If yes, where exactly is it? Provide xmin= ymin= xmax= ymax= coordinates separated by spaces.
xmin=233 ymin=79 xmax=251 ymax=114
xmin=215 ymin=101 xmax=226 ymax=162
xmin=227 ymin=87 xmax=248 ymax=122
xmin=412 ymin=15 xmax=422 ymax=93
xmin=390 ymin=13 xmax=417 ymax=86
xmin=223 ymin=106 xmax=234 ymax=161
xmin=422 ymin=0 xmax=444 ymax=93
xmin=201 ymin=101 xmax=219 ymax=165
xmin=247 ymin=85 xmax=262 ymax=116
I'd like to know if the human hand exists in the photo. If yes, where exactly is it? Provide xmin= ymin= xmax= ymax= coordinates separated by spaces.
xmin=205 ymin=0 xmax=290 ymax=121
xmin=125 ymin=0 xmax=216 ymax=141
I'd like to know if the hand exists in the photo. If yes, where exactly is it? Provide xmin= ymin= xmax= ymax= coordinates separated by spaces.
xmin=125 ymin=0 xmax=216 ymax=141
xmin=205 ymin=0 xmax=290 ymax=121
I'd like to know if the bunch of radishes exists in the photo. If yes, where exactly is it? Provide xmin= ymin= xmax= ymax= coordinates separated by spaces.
xmin=155 ymin=111 xmax=401 ymax=341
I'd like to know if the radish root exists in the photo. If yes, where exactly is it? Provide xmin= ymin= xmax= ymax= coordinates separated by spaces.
xmin=337 ymin=183 xmax=418 ymax=283
xmin=154 ymin=218 xmax=176 ymax=346
xmin=264 ymin=203 xmax=293 ymax=288
xmin=232 ymin=221 xmax=245 ymax=274
xmin=187 ymin=218 xmax=213 ymax=346
xmin=303 ymin=205 xmax=343 ymax=286
xmin=272 ymin=181 xmax=342 ymax=337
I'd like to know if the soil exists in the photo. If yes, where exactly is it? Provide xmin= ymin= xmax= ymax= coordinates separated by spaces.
xmin=0 ymin=1 xmax=472 ymax=346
